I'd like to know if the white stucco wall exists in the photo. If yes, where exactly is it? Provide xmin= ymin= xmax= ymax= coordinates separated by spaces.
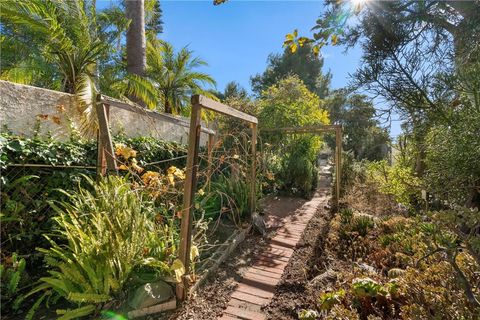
xmin=0 ymin=80 xmax=205 ymax=145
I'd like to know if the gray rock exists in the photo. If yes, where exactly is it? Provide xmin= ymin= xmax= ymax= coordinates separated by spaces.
xmin=252 ymin=212 xmax=267 ymax=237
xmin=128 ymin=280 xmax=173 ymax=310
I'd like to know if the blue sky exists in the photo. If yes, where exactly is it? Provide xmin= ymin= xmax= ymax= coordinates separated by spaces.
xmin=160 ymin=0 xmax=363 ymax=91
xmin=98 ymin=0 xmax=401 ymax=137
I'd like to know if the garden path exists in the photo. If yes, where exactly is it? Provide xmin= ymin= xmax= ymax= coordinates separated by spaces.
xmin=217 ymin=162 xmax=331 ymax=320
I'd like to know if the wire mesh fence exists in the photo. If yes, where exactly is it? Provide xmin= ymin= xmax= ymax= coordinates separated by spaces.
xmin=1 ymin=95 xmax=261 ymax=305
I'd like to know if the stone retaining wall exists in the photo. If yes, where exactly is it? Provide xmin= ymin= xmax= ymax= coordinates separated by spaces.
xmin=0 ymin=80 xmax=205 ymax=145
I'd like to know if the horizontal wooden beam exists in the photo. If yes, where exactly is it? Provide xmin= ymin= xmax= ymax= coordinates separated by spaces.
xmin=98 ymin=95 xmax=216 ymax=135
xmin=191 ymin=95 xmax=258 ymax=124
xmin=260 ymin=124 xmax=341 ymax=134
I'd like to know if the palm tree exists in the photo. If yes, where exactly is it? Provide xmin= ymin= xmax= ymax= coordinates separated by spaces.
xmin=147 ymin=40 xmax=216 ymax=114
xmin=1 ymin=0 xmax=104 ymax=94
xmin=126 ymin=0 xmax=146 ymax=77
xmin=1 ymin=0 xmax=157 ymax=134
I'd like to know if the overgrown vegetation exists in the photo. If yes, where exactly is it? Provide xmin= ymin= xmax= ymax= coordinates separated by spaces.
xmin=298 ymin=155 xmax=480 ymax=320
xmin=259 ymin=76 xmax=329 ymax=197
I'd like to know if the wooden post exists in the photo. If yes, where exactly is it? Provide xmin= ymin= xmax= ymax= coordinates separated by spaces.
xmin=177 ymin=103 xmax=202 ymax=301
xmin=96 ymin=102 xmax=117 ymax=175
xmin=249 ymin=123 xmax=257 ymax=216
xmin=206 ymin=133 xmax=215 ymax=188
xmin=335 ymin=126 xmax=342 ymax=207
xmin=96 ymin=130 xmax=105 ymax=178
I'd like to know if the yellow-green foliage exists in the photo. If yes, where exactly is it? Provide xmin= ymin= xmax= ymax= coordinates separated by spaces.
xmin=258 ymin=75 xmax=329 ymax=130
xmin=367 ymin=160 xmax=421 ymax=208
xmin=258 ymin=76 xmax=329 ymax=196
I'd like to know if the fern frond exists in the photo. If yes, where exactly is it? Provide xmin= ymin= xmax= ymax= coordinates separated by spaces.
xmin=67 ymin=292 xmax=111 ymax=303
xmin=8 ymin=271 xmax=20 ymax=294
xmin=25 ymin=291 xmax=50 ymax=320
xmin=56 ymin=304 xmax=96 ymax=320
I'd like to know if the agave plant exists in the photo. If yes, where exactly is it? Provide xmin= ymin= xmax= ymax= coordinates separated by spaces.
xmin=147 ymin=39 xmax=217 ymax=114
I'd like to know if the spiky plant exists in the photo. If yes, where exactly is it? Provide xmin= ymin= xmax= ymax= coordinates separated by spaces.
xmin=146 ymin=39 xmax=217 ymax=114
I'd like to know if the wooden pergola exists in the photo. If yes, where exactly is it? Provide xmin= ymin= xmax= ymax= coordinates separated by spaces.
xmin=177 ymin=95 xmax=258 ymax=300
xmin=260 ymin=125 xmax=343 ymax=206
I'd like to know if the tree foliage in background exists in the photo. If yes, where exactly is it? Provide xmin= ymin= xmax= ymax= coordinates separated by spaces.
xmin=290 ymin=0 xmax=480 ymax=207
xmin=324 ymin=90 xmax=390 ymax=161
xmin=251 ymin=44 xmax=331 ymax=99
xmin=210 ymin=81 xmax=249 ymax=102
xmin=258 ymin=76 xmax=329 ymax=196
xmin=425 ymin=107 xmax=480 ymax=207
xmin=0 ymin=0 xmax=216 ymax=120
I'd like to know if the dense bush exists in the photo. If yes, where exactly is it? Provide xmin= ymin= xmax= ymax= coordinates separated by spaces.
xmin=367 ymin=160 xmax=422 ymax=210
xmin=0 ymin=134 xmax=191 ymax=318
xmin=197 ymin=175 xmax=250 ymax=226
xmin=424 ymin=104 xmax=480 ymax=207
xmin=0 ymin=133 xmax=187 ymax=257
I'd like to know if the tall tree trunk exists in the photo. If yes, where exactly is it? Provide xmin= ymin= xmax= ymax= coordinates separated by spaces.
xmin=126 ymin=0 xmax=146 ymax=76
xmin=164 ymin=99 xmax=172 ymax=114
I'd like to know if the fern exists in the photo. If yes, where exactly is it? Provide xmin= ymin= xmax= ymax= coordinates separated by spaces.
xmin=8 ymin=271 xmax=20 ymax=294
xmin=27 ymin=175 xmax=174 ymax=318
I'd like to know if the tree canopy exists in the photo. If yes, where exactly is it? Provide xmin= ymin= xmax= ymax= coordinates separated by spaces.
xmin=251 ymin=45 xmax=331 ymax=98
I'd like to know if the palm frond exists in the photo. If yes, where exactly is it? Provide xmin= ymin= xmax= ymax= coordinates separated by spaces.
xmin=75 ymin=73 xmax=99 ymax=138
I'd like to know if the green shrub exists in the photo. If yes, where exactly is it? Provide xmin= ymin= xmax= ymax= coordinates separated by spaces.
xmin=0 ymin=134 xmax=186 ymax=259
xmin=424 ymin=103 xmax=480 ymax=207
xmin=25 ymin=175 xmax=179 ymax=319
xmin=367 ymin=160 xmax=422 ymax=210
xmin=339 ymin=208 xmax=354 ymax=224
xmin=278 ymin=136 xmax=321 ymax=197
xmin=198 ymin=175 xmax=250 ymax=225
xmin=258 ymin=76 xmax=329 ymax=198
xmin=351 ymin=215 xmax=374 ymax=237
xmin=0 ymin=253 xmax=27 ymax=312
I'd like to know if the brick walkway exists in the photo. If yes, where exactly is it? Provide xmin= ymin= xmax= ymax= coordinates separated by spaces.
xmin=218 ymin=189 xmax=328 ymax=320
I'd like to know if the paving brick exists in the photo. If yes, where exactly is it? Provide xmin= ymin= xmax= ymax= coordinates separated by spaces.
xmin=253 ymin=259 xmax=289 ymax=271
xmin=248 ymin=266 xmax=284 ymax=278
xmin=257 ymin=254 xmax=290 ymax=263
xmin=261 ymin=248 xmax=293 ymax=258
xmin=242 ymin=271 xmax=282 ymax=286
xmin=231 ymin=291 xmax=271 ymax=306
xmin=224 ymin=306 xmax=266 ymax=320
xmin=238 ymin=278 xmax=276 ymax=293
xmin=270 ymin=237 xmax=297 ymax=251
xmin=236 ymin=283 xmax=275 ymax=299
xmin=228 ymin=298 xmax=263 ymax=311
